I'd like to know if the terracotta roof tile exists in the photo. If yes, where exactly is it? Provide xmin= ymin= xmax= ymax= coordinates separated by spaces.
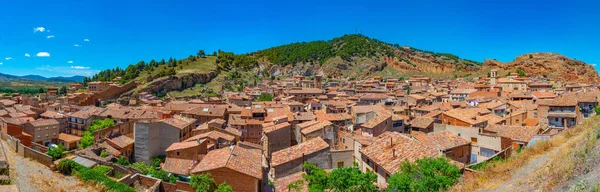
xmin=163 ymin=158 xmax=198 ymax=175
xmin=299 ymin=121 xmax=332 ymax=135
xmin=413 ymin=131 xmax=470 ymax=150
xmin=484 ymin=125 xmax=539 ymax=143
xmin=161 ymin=115 xmax=196 ymax=129
xmin=166 ymin=140 xmax=202 ymax=151
xmin=360 ymin=132 xmax=439 ymax=173
xmin=58 ymin=133 xmax=81 ymax=143
xmin=409 ymin=117 xmax=435 ymax=129
xmin=271 ymin=137 xmax=329 ymax=167
xmin=106 ymin=135 xmax=134 ymax=149
xmin=29 ymin=119 xmax=59 ymax=127
xmin=192 ymin=146 xmax=262 ymax=179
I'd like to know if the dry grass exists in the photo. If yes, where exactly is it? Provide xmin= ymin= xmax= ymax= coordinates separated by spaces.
xmin=525 ymin=118 xmax=600 ymax=190
xmin=451 ymin=116 xmax=600 ymax=192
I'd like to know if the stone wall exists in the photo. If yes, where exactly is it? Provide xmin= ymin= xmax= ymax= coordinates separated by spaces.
xmin=134 ymin=121 xmax=179 ymax=164
xmin=5 ymin=134 xmax=53 ymax=168
xmin=21 ymin=143 xmax=53 ymax=167
xmin=118 ymin=173 xmax=161 ymax=192
xmin=274 ymin=148 xmax=331 ymax=178
xmin=330 ymin=149 xmax=354 ymax=168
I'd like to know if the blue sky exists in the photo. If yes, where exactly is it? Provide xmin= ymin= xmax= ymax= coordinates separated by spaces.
xmin=0 ymin=0 xmax=598 ymax=77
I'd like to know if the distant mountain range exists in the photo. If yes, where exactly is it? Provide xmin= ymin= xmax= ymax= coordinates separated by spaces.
xmin=0 ymin=73 xmax=85 ymax=83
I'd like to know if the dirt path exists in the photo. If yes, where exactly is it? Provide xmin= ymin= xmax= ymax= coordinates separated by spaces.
xmin=1 ymin=140 xmax=99 ymax=192
xmin=485 ymin=146 xmax=561 ymax=192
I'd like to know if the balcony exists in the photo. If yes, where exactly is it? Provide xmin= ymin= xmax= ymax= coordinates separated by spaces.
xmin=547 ymin=111 xmax=576 ymax=118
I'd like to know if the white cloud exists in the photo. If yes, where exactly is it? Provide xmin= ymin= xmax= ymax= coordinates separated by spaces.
xmin=33 ymin=26 xmax=46 ymax=33
xmin=70 ymin=66 xmax=90 ymax=69
xmin=83 ymin=39 xmax=90 ymax=42
xmin=67 ymin=61 xmax=73 ymax=64
xmin=74 ymin=44 xmax=80 ymax=47
xmin=24 ymin=53 xmax=30 ymax=57
xmin=591 ymin=63 xmax=597 ymax=67
xmin=36 ymin=65 xmax=98 ymax=76
xmin=46 ymin=35 xmax=55 ymax=39
xmin=36 ymin=52 xmax=50 ymax=57
xmin=5 ymin=57 xmax=12 ymax=60
xmin=0 ymin=62 xmax=3 ymax=65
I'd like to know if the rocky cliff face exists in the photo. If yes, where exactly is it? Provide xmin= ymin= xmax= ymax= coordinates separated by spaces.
xmin=118 ymin=71 xmax=217 ymax=103
xmin=483 ymin=53 xmax=598 ymax=82
xmin=142 ymin=71 xmax=217 ymax=95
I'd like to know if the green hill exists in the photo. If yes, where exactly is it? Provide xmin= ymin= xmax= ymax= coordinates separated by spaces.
xmin=90 ymin=34 xmax=483 ymax=99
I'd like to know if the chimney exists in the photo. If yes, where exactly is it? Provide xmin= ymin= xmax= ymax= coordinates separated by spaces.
xmin=301 ymin=153 xmax=305 ymax=171
xmin=390 ymin=137 xmax=393 ymax=147
xmin=392 ymin=149 xmax=396 ymax=159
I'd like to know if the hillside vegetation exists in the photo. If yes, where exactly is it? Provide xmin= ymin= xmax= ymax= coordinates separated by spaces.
xmin=452 ymin=116 xmax=600 ymax=191
xmin=85 ymin=34 xmax=597 ymax=99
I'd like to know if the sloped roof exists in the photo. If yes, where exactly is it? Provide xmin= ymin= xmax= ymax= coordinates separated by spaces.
xmin=484 ymin=125 xmax=539 ymax=143
xmin=360 ymin=132 xmax=439 ymax=174
xmin=192 ymin=146 xmax=262 ymax=179
xmin=271 ymin=137 xmax=329 ymax=167
xmin=413 ymin=131 xmax=470 ymax=150
xmin=409 ymin=117 xmax=435 ymax=129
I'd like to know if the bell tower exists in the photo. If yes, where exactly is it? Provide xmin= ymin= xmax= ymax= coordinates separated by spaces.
xmin=490 ymin=69 xmax=498 ymax=85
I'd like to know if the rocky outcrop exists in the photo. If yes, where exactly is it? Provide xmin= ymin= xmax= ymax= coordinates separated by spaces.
xmin=118 ymin=71 xmax=217 ymax=103
xmin=483 ymin=53 xmax=599 ymax=82
xmin=141 ymin=72 xmax=217 ymax=95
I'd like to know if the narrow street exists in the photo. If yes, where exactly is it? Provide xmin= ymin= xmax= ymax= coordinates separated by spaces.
xmin=1 ymin=140 xmax=99 ymax=192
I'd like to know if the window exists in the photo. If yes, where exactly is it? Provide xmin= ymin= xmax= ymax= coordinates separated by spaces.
xmin=337 ymin=161 xmax=344 ymax=168
xmin=177 ymin=152 xmax=180 ymax=156
xmin=471 ymin=137 xmax=478 ymax=145
xmin=46 ymin=127 xmax=49 ymax=130
xmin=45 ymin=134 xmax=48 ymax=137
xmin=458 ymin=148 xmax=464 ymax=158
xmin=37 ymin=128 xmax=40 ymax=131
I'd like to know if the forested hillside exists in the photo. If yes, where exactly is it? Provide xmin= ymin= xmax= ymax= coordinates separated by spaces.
xmin=89 ymin=34 xmax=488 ymax=99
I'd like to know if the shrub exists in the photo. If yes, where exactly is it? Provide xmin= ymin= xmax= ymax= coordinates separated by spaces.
xmin=79 ymin=131 xmax=94 ymax=149
xmin=57 ymin=159 xmax=81 ymax=175
xmin=190 ymin=173 xmax=217 ymax=192
xmin=75 ymin=166 xmax=136 ymax=192
xmin=151 ymin=169 xmax=176 ymax=183
xmin=386 ymin=157 xmax=461 ymax=192
xmin=100 ymin=150 xmax=110 ymax=158
xmin=115 ymin=156 xmax=130 ymax=166
xmin=92 ymin=165 xmax=113 ymax=175
xmin=47 ymin=144 xmax=66 ymax=160
xmin=215 ymin=182 xmax=234 ymax=192
xmin=301 ymin=161 xmax=377 ymax=191
xmin=254 ymin=93 xmax=273 ymax=102
xmin=151 ymin=156 xmax=164 ymax=168
xmin=131 ymin=162 xmax=153 ymax=175
xmin=113 ymin=171 xmax=124 ymax=179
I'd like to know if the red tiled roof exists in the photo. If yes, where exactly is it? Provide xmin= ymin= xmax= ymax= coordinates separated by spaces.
xmin=413 ymin=131 xmax=470 ymax=150
xmin=300 ymin=121 xmax=332 ymax=135
xmin=409 ymin=117 xmax=435 ymax=129
xmin=271 ymin=137 xmax=329 ymax=167
xmin=186 ymin=131 xmax=235 ymax=142
xmin=162 ymin=158 xmax=197 ymax=175
xmin=192 ymin=146 xmax=262 ymax=179
xmin=161 ymin=115 xmax=196 ymax=129
xmin=360 ymin=132 xmax=439 ymax=174
xmin=166 ymin=140 xmax=201 ymax=151
xmin=485 ymin=125 xmax=539 ymax=143
xmin=106 ymin=135 xmax=134 ymax=149
xmin=29 ymin=119 xmax=59 ymax=127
